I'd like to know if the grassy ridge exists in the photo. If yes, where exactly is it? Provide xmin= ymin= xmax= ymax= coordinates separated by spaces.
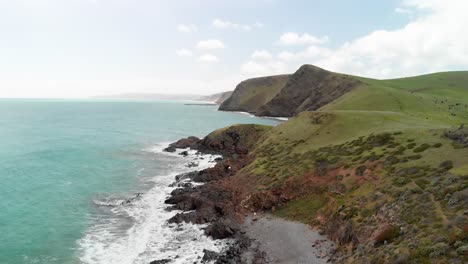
xmin=228 ymin=69 xmax=468 ymax=263
xmin=218 ymin=74 xmax=290 ymax=113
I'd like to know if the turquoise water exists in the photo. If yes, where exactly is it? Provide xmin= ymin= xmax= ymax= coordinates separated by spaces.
xmin=0 ymin=100 xmax=278 ymax=264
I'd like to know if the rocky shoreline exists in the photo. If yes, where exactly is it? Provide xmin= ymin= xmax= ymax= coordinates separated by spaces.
xmin=149 ymin=125 xmax=335 ymax=264
xmin=158 ymin=129 xmax=268 ymax=264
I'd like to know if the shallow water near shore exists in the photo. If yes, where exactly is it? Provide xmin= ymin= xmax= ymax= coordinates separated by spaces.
xmin=0 ymin=100 xmax=278 ymax=264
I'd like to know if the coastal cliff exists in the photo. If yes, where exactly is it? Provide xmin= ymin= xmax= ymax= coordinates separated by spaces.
xmin=256 ymin=65 xmax=361 ymax=117
xmin=219 ymin=65 xmax=361 ymax=117
xmin=160 ymin=68 xmax=468 ymax=263
xmin=218 ymin=75 xmax=290 ymax=113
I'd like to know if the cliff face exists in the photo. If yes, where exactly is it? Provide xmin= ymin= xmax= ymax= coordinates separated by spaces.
xmin=164 ymin=68 xmax=468 ymax=263
xmin=218 ymin=74 xmax=290 ymax=113
xmin=255 ymin=65 xmax=361 ymax=117
xmin=197 ymin=124 xmax=271 ymax=156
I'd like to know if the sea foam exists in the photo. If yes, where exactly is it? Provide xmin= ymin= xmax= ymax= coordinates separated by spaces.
xmin=77 ymin=143 xmax=227 ymax=264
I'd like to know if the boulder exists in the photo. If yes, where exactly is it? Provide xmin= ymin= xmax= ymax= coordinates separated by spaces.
xmin=205 ymin=218 xmax=239 ymax=239
xmin=163 ymin=136 xmax=200 ymax=152
xmin=149 ymin=259 xmax=171 ymax=264
xmin=202 ymin=250 xmax=220 ymax=263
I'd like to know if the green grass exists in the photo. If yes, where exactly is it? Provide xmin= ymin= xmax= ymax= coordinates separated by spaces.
xmin=323 ymin=74 xmax=468 ymax=125
xmin=252 ymin=71 xmax=468 ymax=158
xmin=254 ymin=111 xmax=447 ymax=156
xmin=450 ymin=164 xmax=468 ymax=175
xmin=222 ymin=74 xmax=290 ymax=112
xmin=239 ymin=83 xmax=285 ymax=111
xmin=274 ymin=193 xmax=329 ymax=224
xmin=229 ymin=69 xmax=468 ymax=263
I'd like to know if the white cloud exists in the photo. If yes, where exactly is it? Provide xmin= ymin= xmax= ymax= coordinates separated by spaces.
xmin=241 ymin=60 xmax=288 ymax=76
xmin=278 ymin=46 xmax=331 ymax=61
xmin=177 ymin=24 xmax=198 ymax=33
xmin=197 ymin=39 xmax=225 ymax=50
xmin=241 ymin=49 xmax=286 ymax=76
xmin=311 ymin=0 xmax=468 ymax=78
xmin=198 ymin=54 xmax=219 ymax=63
xmin=176 ymin=49 xmax=193 ymax=57
xmin=212 ymin=18 xmax=263 ymax=31
xmin=254 ymin=22 xmax=264 ymax=28
xmin=251 ymin=50 xmax=273 ymax=60
xmin=279 ymin=32 xmax=329 ymax=46
xmin=247 ymin=0 xmax=468 ymax=79
xmin=394 ymin=7 xmax=412 ymax=14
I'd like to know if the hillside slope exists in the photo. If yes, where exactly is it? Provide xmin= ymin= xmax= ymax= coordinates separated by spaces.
xmin=188 ymin=68 xmax=468 ymax=263
xmin=256 ymin=65 xmax=362 ymax=117
xmin=218 ymin=74 xmax=290 ymax=113
xmin=220 ymin=65 xmax=468 ymax=122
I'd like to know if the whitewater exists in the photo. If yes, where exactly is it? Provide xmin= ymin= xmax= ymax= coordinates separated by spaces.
xmin=0 ymin=100 xmax=278 ymax=264
xmin=78 ymin=146 xmax=227 ymax=264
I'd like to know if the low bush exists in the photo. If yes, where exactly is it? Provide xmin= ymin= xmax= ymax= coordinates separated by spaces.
xmin=355 ymin=165 xmax=367 ymax=176
xmin=413 ymin=143 xmax=431 ymax=153
xmin=439 ymin=160 xmax=454 ymax=170
xmin=407 ymin=154 xmax=422 ymax=160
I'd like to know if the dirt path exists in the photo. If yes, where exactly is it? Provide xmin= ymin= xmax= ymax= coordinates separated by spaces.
xmin=242 ymin=215 xmax=335 ymax=264
xmin=412 ymin=180 xmax=449 ymax=226
xmin=430 ymin=194 xmax=449 ymax=226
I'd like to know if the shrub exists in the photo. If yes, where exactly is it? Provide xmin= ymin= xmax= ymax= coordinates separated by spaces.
xmin=392 ymin=146 xmax=407 ymax=155
xmin=393 ymin=177 xmax=411 ymax=186
xmin=407 ymin=142 xmax=417 ymax=149
xmin=384 ymin=155 xmax=400 ymax=165
xmin=415 ymin=179 xmax=430 ymax=190
xmin=456 ymin=244 xmax=468 ymax=256
xmin=428 ymin=242 xmax=449 ymax=258
xmin=366 ymin=133 xmax=394 ymax=147
xmin=439 ymin=160 xmax=454 ymax=170
xmin=432 ymin=143 xmax=443 ymax=148
xmin=355 ymin=165 xmax=367 ymax=176
xmin=413 ymin=143 xmax=431 ymax=153
xmin=360 ymin=208 xmax=374 ymax=218
xmin=407 ymin=154 xmax=422 ymax=160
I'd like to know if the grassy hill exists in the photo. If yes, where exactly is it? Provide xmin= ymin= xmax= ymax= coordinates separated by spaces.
xmin=218 ymin=74 xmax=290 ymax=113
xmin=257 ymin=65 xmax=361 ymax=117
xmin=322 ymin=72 xmax=468 ymax=125
xmin=214 ymin=67 xmax=468 ymax=263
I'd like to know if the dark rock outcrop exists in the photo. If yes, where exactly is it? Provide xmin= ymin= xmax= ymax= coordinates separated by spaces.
xmin=323 ymin=215 xmax=359 ymax=246
xmin=443 ymin=124 xmax=468 ymax=147
xmin=197 ymin=124 xmax=271 ymax=156
xmin=163 ymin=136 xmax=200 ymax=152
xmin=202 ymin=249 xmax=220 ymax=263
xmin=149 ymin=259 xmax=171 ymax=264
xmin=256 ymin=65 xmax=361 ymax=117
xmin=204 ymin=218 xmax=240 ymax=239
xmin=162 ymin=124 xmax=273 ymax=262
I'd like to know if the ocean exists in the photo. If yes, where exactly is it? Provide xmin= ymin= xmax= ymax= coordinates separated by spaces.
xmin=0 ymin=100 xmax=278 ymax=264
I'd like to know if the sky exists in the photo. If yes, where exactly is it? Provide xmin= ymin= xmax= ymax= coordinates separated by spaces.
xmin=0 ymin=0 xmax=467 ymax=98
